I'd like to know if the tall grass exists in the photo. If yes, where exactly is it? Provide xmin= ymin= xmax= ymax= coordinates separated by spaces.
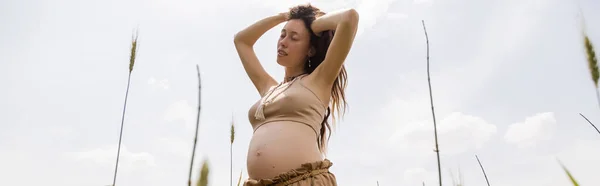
xmin=112 ymin=29 xmax=139 ymax=186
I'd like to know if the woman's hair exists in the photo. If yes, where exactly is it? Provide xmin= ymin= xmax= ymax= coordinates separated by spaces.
xmin=287 ymin=4 xmax=348 ymax=154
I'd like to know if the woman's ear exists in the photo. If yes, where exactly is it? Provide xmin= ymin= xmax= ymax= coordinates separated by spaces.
xmin=308 ymin=46 xmax=316 ymax=57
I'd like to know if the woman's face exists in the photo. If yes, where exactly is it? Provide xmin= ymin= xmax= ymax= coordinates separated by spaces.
xmin=276 ymin=19 xmax=312 ymax=68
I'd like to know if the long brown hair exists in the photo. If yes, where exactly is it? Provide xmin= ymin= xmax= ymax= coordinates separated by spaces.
xmin=288 ymin=4 xmax=348 ymax=154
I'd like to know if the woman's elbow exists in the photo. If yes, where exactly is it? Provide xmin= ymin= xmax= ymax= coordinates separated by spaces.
xmin=342 ymin=9 xmax=359 ymax=26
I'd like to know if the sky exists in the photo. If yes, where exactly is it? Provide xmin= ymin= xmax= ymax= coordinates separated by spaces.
xmin=1 ymin=0 xmax=600 ymax=185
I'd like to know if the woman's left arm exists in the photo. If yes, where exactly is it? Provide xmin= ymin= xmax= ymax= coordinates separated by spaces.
xmin=310 ymin=8 xmax=359 ymax=88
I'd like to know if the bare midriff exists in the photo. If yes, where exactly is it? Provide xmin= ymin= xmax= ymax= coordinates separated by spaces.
xmin=246 ymin=121 xmax=323 ymax=180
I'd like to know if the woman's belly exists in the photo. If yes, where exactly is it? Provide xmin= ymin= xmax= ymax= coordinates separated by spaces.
xmin=246 ymin=121 xmax=323 ymax=179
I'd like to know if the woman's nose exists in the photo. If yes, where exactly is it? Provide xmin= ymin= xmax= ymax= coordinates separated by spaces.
xmin=278 ymin=38 xmax=288 ymax=48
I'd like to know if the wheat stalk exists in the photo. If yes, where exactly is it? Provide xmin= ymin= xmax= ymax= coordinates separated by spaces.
xmin=422 ymin=20 xmax=442 ymax=186
xmin=112 ymin=29 xmax=139 ymax=186
xmin=583 ymin=35 xmax=600 ymax=109
xmin=188 ymin=65 xmax=202 ymax=186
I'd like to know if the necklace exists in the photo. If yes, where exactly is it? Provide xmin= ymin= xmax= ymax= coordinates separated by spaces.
xmin=254 ymin=74 xmax=307 ymax=120
xmin=284 ymin=73 xmax=306 ymax=83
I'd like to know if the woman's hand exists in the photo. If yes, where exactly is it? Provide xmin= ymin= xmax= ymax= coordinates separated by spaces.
xmin=278 ymin=12 xmax=289 ymax=20
xmin=310 ymin=9 xmax=357 ymax=35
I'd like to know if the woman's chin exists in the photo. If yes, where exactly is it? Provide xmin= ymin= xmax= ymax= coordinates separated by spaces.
xmin=276 ymin=58 xmax=287 ymax=66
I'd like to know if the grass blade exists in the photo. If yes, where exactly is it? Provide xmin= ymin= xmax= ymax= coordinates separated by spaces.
xmin=560 ymin=162 xmax=580 ymax=186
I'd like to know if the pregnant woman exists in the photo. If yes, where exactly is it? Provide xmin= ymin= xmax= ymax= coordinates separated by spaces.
xmin=233 ymin=3 xmax=359 ymax=186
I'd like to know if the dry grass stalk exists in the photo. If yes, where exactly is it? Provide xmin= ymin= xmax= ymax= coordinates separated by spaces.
xmin=475 ymin=155 xmax=491 ymax=186
xmin=422 ymin=19 xmax=442 ymax=186
xmin=112 ymin=29 xmax=139 ymax=186
xmin=189 ymin=65 xmax=203 ymax=186
xmin=579 ymin=113 xmax=600 ymax=135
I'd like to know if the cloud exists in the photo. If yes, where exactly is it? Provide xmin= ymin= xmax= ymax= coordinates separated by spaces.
xmin=66 ymin=145 xmax=156 ymax=172
xmin=148 ymin=77 xmax=170 ymax=90
xmin=504 ymin=112 xmax=557 ymax=148
xmin=156 ymin=137 xmax=193 ymax=157
xmin=412 ymin=0 xmax=433 ymax=6
xmin=386 ymin=12 xmax=409 ymax=20
xmin=390 ymin=112 xmax=497 ymax=155
xmin=403 ymin=167 xmax=434 ymax=185
xmin=355 ymin=0 xmax=399 ymax=37
xmin=163 ymin=100 xmax=196 ymax=129
xmin=240 ymin=0 xmax=400 ymax=38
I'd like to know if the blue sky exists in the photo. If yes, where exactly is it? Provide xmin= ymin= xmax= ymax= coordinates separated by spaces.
xmin=1 ymin=0 xmax=600 ymax=185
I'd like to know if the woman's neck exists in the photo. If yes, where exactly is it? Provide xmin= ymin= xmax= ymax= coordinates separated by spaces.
xmin=284 ymin=68 xmax=306 ymax=82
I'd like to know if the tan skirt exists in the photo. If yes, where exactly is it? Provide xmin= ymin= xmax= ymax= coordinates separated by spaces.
xmin=244 ymin=159 xmax=337 ymax=186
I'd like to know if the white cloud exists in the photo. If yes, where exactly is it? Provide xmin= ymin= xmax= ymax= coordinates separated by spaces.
xmin=164 ymin=100 xmax=196 ymax=129
xmin=355 ymin=0 xmax=398 ymax=37
xmin=504 ymin=112 xmax=557 ymax=148
xmin=403 ymin=167 xmax=432 ymax=185
xmin=148 ymin=77 xmax=170 ymax=90
xmin=157 ymin=137 xmax=193 ymax=157
xmin=66 ymin=145 xmax=156 ymax=173
xmin=240 ymin=0 xmax=399 ymax=38
xmin=390 ymin=112 xmax=497 ymax=155
xmin=412 ymin=0 xmax=433 ymax=6
xmin=386 ymin=12 xmax=409 ymax=20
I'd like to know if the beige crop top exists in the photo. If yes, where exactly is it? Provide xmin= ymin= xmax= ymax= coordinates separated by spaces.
xmin=247 ymin=74 xmax=327 ymax=136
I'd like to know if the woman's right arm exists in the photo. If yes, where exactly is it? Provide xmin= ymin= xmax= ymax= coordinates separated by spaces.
xmin=234 ymin=13 xmax=287 ymax=96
